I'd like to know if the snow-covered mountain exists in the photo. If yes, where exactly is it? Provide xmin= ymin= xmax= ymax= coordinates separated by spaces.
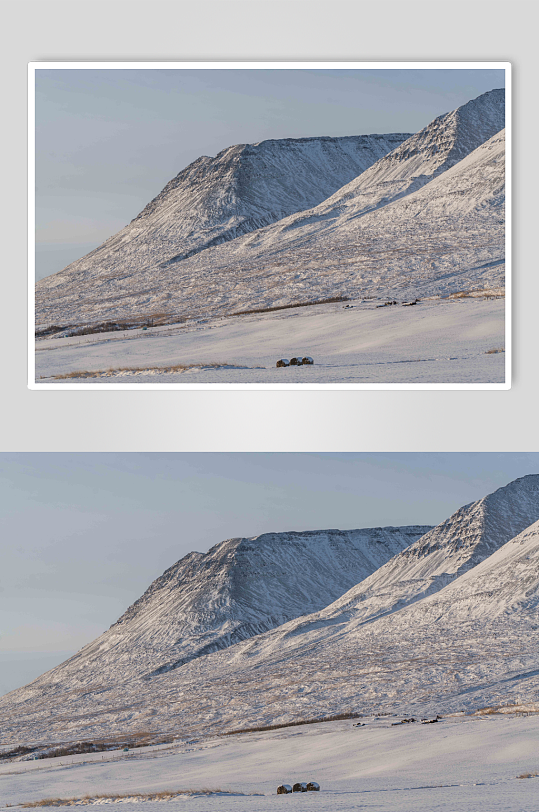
xmin=5 ymin=477 xmax=539 ymax=749
xmin=183 ymin=127 xmax=505 ymax=309
xmin=165 ymin=479 xmax=539 ymax=729
xmin=202 ymin=516 xmax=539 ymax=727
xmin=35 ymin=89 xmax=505 ymax=327
xmin=295 ymin=468 xmax=539 ymax=630
xmin=199 ymin=473 xmax=539 ymax=674
xmin=62 ymin=526 xmax=428 ymax=681
xmin=0 ymin=525 xmax=428 ymax=731
xmin=284 ymin=87 xmax=505 ymax=225
xmin=227 ymin=87 xmax=505 ymax=260
xmin=35 ymin=133 xmax=409 ymax=322
xmin=384 ymin=517 xmax=539 ymax=627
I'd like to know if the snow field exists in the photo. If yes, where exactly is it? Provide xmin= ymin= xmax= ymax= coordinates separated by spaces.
xmin=35 ymin=298 xmax=505 ymax=384
xmin=2 ymin=715 xmax=539 ymax=812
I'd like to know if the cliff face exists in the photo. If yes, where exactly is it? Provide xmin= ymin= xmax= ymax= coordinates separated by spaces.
xmin=35 ymin=90 xmax=505 ymax=327
xmin=36 ymin=132 xmax=411 ymax=292
xmin=3 ymin=525 xmax=430 ymax=694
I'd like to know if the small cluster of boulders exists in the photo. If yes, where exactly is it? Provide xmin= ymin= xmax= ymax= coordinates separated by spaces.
xmin=277 ymin=782 xmax=319 ymax=793
xmin=276 ymin=357 xmax=314 ymax=368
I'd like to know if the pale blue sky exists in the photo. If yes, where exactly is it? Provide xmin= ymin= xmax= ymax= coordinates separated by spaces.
xmin=1 ymin=452 xmax=534 ymax=695
xmin=35 ymin=67 xmax=505 ymax=279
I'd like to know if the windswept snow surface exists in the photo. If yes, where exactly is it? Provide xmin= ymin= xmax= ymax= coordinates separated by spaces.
xmin=35 ymin=90 xmax=505 ymax=329
xmin=2 ymin=716 xmax=539 ymax=812
xmin=35 ymin=297 xmax=506 ymax=384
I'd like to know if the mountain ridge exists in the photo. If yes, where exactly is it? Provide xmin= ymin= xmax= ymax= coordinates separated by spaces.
xmin=4 ymin=525 xmax=430 ymax=694
xmin=222 ymin=473 xmax=539 ymax=661
xmin=35 ymin=89 xmax=505 ymax=327
xmin=37 ymin=132 xmax=410 ymax=288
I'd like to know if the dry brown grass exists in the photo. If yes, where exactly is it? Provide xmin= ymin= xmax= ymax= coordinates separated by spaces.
xmin=36 ymin=312 xmax=184 ymax=340
xmin=517 ymin=772 xmax=538 ymax=779
xmin=45 ymin=362 xmax=232 ymax=380
xmin=485 ymin=348 xmax=505 ymax=354
xmin=4 ymin=732 xmax=176 ymax=764
xmin=230 ymin=295 xmax=349 ymax=316
xmin=223 ymin=711 xmax=362 ymax=736
xmin=475 ymin=704 xmax=538 ymax=717
xmin=0 ymin=746 xmax=38 ymax=763
xmin=444 ymin=288 xmax=505 ymax=300
xmin=19 ymin=788 xmax=242 ymax=807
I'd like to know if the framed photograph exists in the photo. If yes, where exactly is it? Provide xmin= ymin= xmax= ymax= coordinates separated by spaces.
xmin=30 ymin=62 xmax=510 ymax=389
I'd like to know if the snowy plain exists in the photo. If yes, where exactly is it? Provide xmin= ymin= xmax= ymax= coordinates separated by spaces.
xmin=35 ymin=297 xmax=505 ymax=385
xmin=2 ymin=715 xmax=539 ymax=812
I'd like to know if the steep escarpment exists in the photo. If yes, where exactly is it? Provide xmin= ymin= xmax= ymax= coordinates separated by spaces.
xmin=2 ymin=525 xmax=429 ymax=699
xmin=35 ymin=90 xmax=505 ymax=326
xmin=35 ymin=132 xmax=410 ymax=314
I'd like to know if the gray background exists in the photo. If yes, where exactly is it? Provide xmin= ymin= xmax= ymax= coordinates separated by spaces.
xmin=1 ymin=1 xmax=537 ymax=445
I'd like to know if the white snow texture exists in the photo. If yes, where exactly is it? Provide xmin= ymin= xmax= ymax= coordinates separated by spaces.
xmin=36 ymin=89 xmax=505 ymax=328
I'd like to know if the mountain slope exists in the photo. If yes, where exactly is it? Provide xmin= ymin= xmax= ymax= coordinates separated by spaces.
xmin=163 ymin=497 xmax=539 ymax=731
xmin=286 ymin=87 xmax=505 ymax=224
xmin=35 ymin=90 xmax=505 ymax=327
xmin=2 ymin=481 xmax=539 ymax=747
xmin=383 ymin=517 xmax=539 ymax=626
xmin=35 ymin=133 xmax=410 ymax=315
xmin=233 ymin=86 xmax=504 ymax=256
xmin=184 ymin=128 xmax=505 ymax=308
xmin=0 ymin=526 xmax=429 ymax=702
xmin=221 ymin=473 xmax=539 ymax=661
xmin=206 ymin=517 xmax=539 ymax=726
xmin=249 ymin=126 xmax=506 ymax=256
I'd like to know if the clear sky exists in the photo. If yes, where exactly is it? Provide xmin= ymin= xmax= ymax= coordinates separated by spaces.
xmin=35 ymin=66 xmax=505 ymax=280
xmin=1 ymin=452 xmax=535 ymax=696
